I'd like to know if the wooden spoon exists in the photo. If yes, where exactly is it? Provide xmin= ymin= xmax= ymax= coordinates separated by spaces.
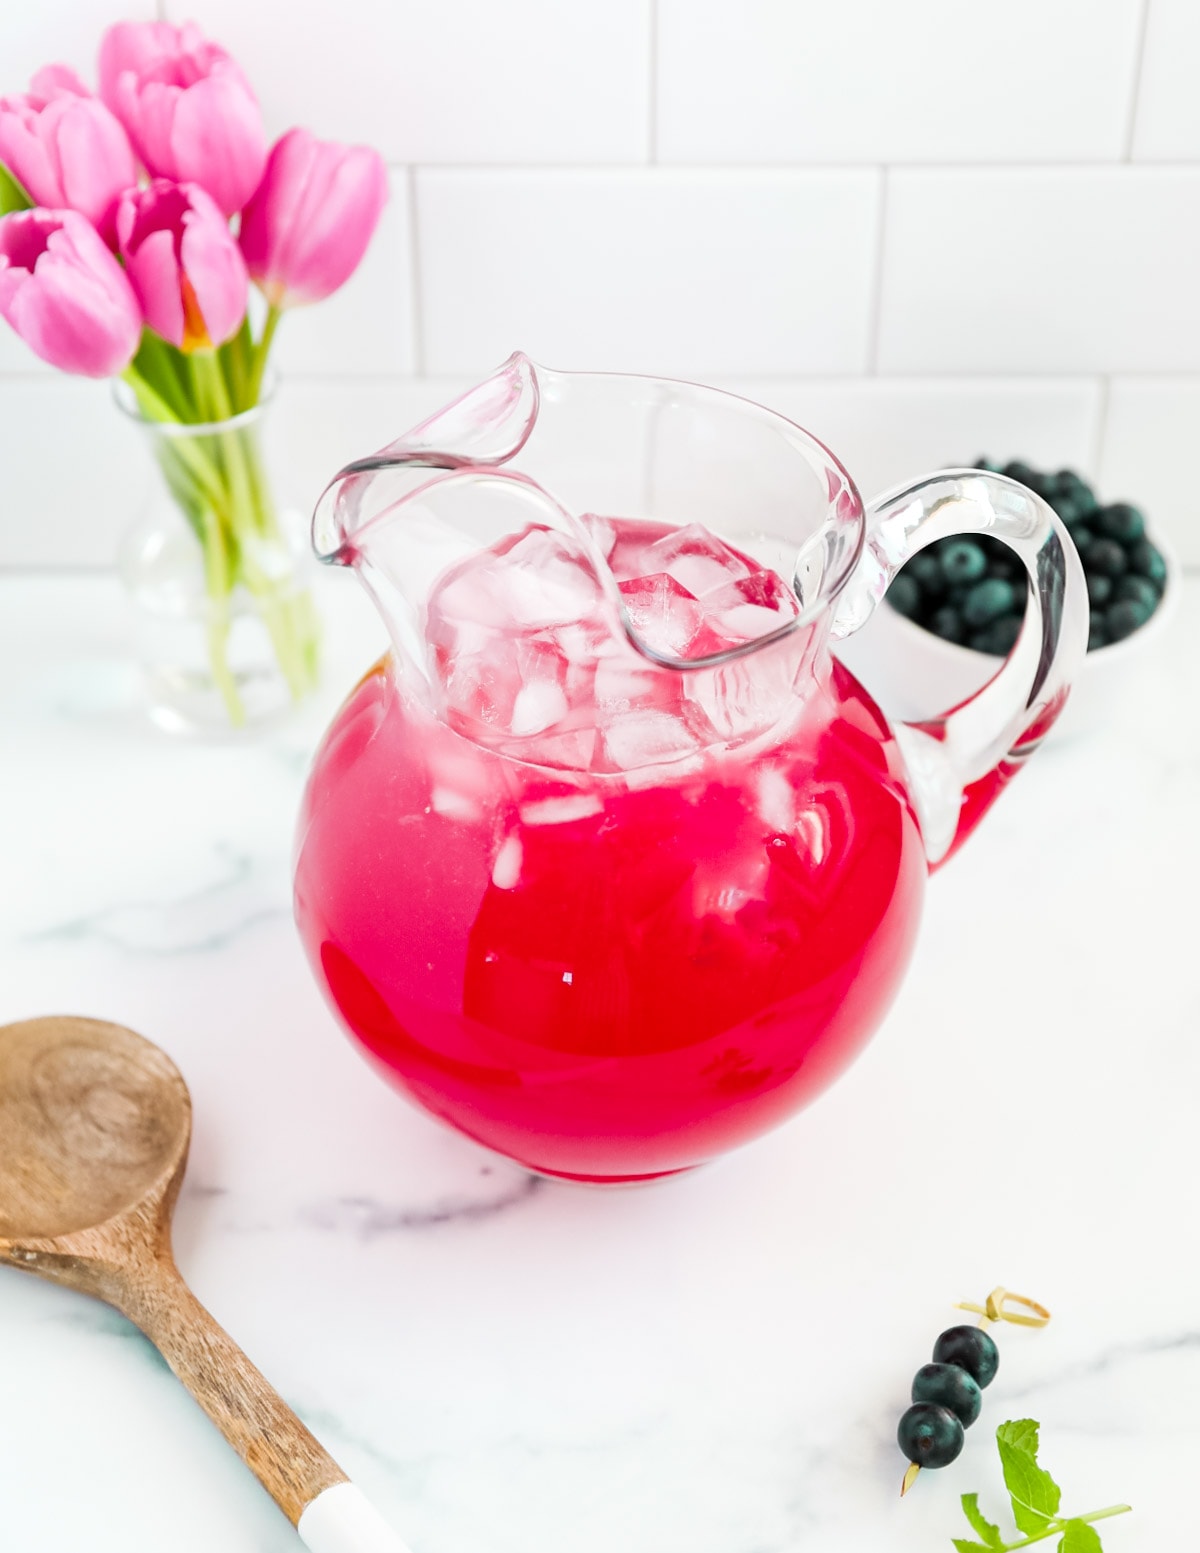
xmin=0 ymin=1014 xmax=411 ymax=1553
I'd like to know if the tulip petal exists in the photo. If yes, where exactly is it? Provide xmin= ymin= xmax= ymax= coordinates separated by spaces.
xmin=240 ymin=129 xmax=387 ymax=307
xmin=0 ymin=102 xmax=63 ymax=208
xmin=0 ymin=209 xmax=141 ymax=376
xmin=170 ymin=72 xmax=265 ymax=216
xmin=133 ymin=224 xmax=187 ymax=347
xmin=29 ymin=64 xmax=90 ymax=104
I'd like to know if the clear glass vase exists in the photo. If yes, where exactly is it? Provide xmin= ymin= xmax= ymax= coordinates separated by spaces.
xmin=117 ymin=381 xmax=321 ymax=736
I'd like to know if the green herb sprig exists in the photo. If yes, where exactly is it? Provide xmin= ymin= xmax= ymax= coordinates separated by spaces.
xmin=953 ymin=1420 xmax=1130 ymax=1552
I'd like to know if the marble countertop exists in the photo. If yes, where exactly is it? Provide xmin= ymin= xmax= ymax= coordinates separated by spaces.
xmin=2 ymin=570 xmax=1195 ymax=1553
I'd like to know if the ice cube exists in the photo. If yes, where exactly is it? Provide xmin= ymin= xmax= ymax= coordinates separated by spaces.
xmin=697 ymin=568 xmax=799 ymax=651
xmin=505 ymin=726 xmax=598 ymax=772
xmin=756 ymin=765 xmax=795 ymax=834
xmin=438 ymin=634 xmax=572 ymax=739
xmin=493 ymin=526 xmax=606 ymax=628
xmin=519 ymin=793 xmax=605 ymax=826
xmin=618 ymin=572 xmax=705 ymax=660
xmin=430 ymin=786 xmax=482 ymax=823
xmin=580 ymin=512 xmax=618 ymax=560
xmin=684 ymin=633 xmax=806 ymax=744
xmin=492 ymin=835 xmax=522 ymax=889
xmin=642 ymin=522 xmax=754 ymax=599
xmin=510 ymin=676 xmax=570 ymax=736
xmin=598 ymin=707 xmax=702 ymax=772
xmin=426 ymin=523 xmax=614 ymax=745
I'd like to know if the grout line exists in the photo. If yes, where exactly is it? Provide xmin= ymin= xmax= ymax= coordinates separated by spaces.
xmin=865 ymin=167 xmax=889 ymax=374
xmin=647 ymin=0 xmax=659 ymax=164
xmin=7 ymin=368 xmax=1200 ymax=387
xmin=1123 ymin=0 xmax=1153 ymax=160
xmin=1090 ymin=374 xmax=1113 ymax=483
xmin=386 ymin=158 xmax=1200 ymax=175
xmin=405 ymin=165 xmax=426 ymax=376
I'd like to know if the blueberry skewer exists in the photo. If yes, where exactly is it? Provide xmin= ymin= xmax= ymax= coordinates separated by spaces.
xmin=898 ymin=1286 xmax=1050 ymax=1496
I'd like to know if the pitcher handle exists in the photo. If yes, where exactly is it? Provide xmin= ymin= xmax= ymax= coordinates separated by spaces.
xmin=830 ymin=468 xmax=1088 ymax=867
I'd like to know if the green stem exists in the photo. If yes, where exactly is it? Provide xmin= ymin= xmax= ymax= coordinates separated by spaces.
xmin=1002 ymin=1506 xmax=1133 ymax=1550
xmin=198 ymin=506 xmax=245 ymax=727
xmin=219 ymin=315 xmax=254 ymax=412
xmin=191 ymin=349 xmax=320 ymax=705
xmin=246 ymin=302 xmax=281 ymax=405
xmin=123 ymin=367 xmax=229 ymax=514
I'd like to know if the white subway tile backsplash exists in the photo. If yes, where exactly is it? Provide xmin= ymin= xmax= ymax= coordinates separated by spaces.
xmin=0 ymin=378 xmax=147 ymax=567
xmin=658 ymin=0 xmax=1142 ymax=165
xmin=1132 ymin=0 xmax=1200 ymax=160
xmin=416 ymin=169 xmax=880 ymax=378
xmin=272 ymin=175 xmax=414 ymax=378
xmin=878 ymin=168 xmax=1200 ymax=374
xmin=1099 ymin=377 xmax=1200 ymax=565
xmin=170 ymin=0 xmax=650 ymax=164
xmin=721 ymin=378 xmax=1101 ymax=501
xmin=2 ymin=0 xmax=156 ymax=94
xmin=266 ymin=378 xmax=471 ymax=519
xmin=0 ymin=378 xmax=469 ymax=570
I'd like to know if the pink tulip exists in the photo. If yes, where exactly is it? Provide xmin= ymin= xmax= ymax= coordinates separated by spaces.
xmin=0 ymin=207 xmax=141 ymax=376
xmin=29 ymin=65 xmax=91 ymax=100
xmin=239 ymin=129 xmax=387 ymax=308
xmin=117 ymin=179 xmax=247 ymax=351
xmin=0 ymin=71 xmax=137 ymax=242
xmin=99 ymin=20 xmax=265 ymax=217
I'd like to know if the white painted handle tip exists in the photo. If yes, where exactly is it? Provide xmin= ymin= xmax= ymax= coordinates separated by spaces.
xmin=299 ymin=1482 xmax=415 ymax=1553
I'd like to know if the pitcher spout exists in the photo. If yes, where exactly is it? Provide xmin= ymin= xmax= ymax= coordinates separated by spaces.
xmin=311 ymin=353 xmax=541 ymax=565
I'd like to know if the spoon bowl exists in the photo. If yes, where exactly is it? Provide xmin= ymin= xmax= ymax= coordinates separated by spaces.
xmin=0 ymin=1015 xmax=188 ymax=1243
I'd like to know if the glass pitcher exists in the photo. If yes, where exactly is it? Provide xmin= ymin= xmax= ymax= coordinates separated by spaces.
xmin=294 ymin=355 xmax=1086 ymax=1183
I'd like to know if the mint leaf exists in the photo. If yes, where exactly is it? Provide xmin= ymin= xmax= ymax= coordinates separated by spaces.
xmin=0 ymin=161 xmax=32 ymax=216
xmin=953 ymin=1542 xmax=994 ymax=1552
xmin=961 ymin=1492 xmax=1004 ymax=1548
xmin=1059 ymin=1522 xmax=1104 ymax=1552
xmin=996 ymin=1418 xmax=1042 ymax=1457
xmin=996 ymin=1418 xmax=1062 ymax=1534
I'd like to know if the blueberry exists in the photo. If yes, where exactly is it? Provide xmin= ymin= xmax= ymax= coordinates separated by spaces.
xmin=1128 ymin=539 xmax=1167 ymax=587
xmin=1087 ymin=573 xmax=1113 ymax=608
xmin=1002 ymin=460 xmax=1038 ymax=491
xmin=1052 ymin=496 xmax=1084 ymax=526
xmin=908 ymin=551 xmax=947 ymax=597
xmin=940 ymin=540 xmax=988 ymax=585
xmin=1106 ymin=598 xmax=1151 ymax=641
xmin=969 ymin=615 xmax=1023 ymax=655
xmin=1095 ymin=502 xmax=1146 ymax=546
xmin=1070 ymin=526 xmax=1095 ymax=553
xmin=1088 ymin=617 xmax=1110 ymax=651
xmin=897 ymin=1403 xmax=965 ymax=1468
xmin=929 ymin=604 xmax=967 ymax=644
xmin=932 ymin=1326 xmax=999 ymax=1388
xmin=962 ymin=578 xmax=1017 ymax=627
xmin=888 ymin=574 xmax=922 ymax=618
xmin=1051 ymin=470 xmax=1098 ymax=514
xmin=973 ymin=457 xmax=1001 ymax=473
xmin=911 ymin=1363 xmax=983 ymax=1427
xmin=1114 ymin=574 xmax=1159 ymax=614
xmin=1084 ymin=538 xmax=1127 ymax=578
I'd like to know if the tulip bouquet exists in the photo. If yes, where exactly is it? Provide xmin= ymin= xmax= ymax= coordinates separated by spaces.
xmin=0 ymin=21 xmax=386 ymax=727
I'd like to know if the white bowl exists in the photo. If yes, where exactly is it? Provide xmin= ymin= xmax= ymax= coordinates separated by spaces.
xmin=833 ymin=521 xmax=1181 ymax=743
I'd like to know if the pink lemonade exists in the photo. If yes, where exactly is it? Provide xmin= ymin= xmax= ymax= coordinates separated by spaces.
xmin=295 ymin=517 xmax=927 ymax=1181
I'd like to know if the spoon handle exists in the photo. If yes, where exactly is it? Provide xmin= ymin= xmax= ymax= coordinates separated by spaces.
xmin=123 ymin=1258 xmax=412 ymax=1552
